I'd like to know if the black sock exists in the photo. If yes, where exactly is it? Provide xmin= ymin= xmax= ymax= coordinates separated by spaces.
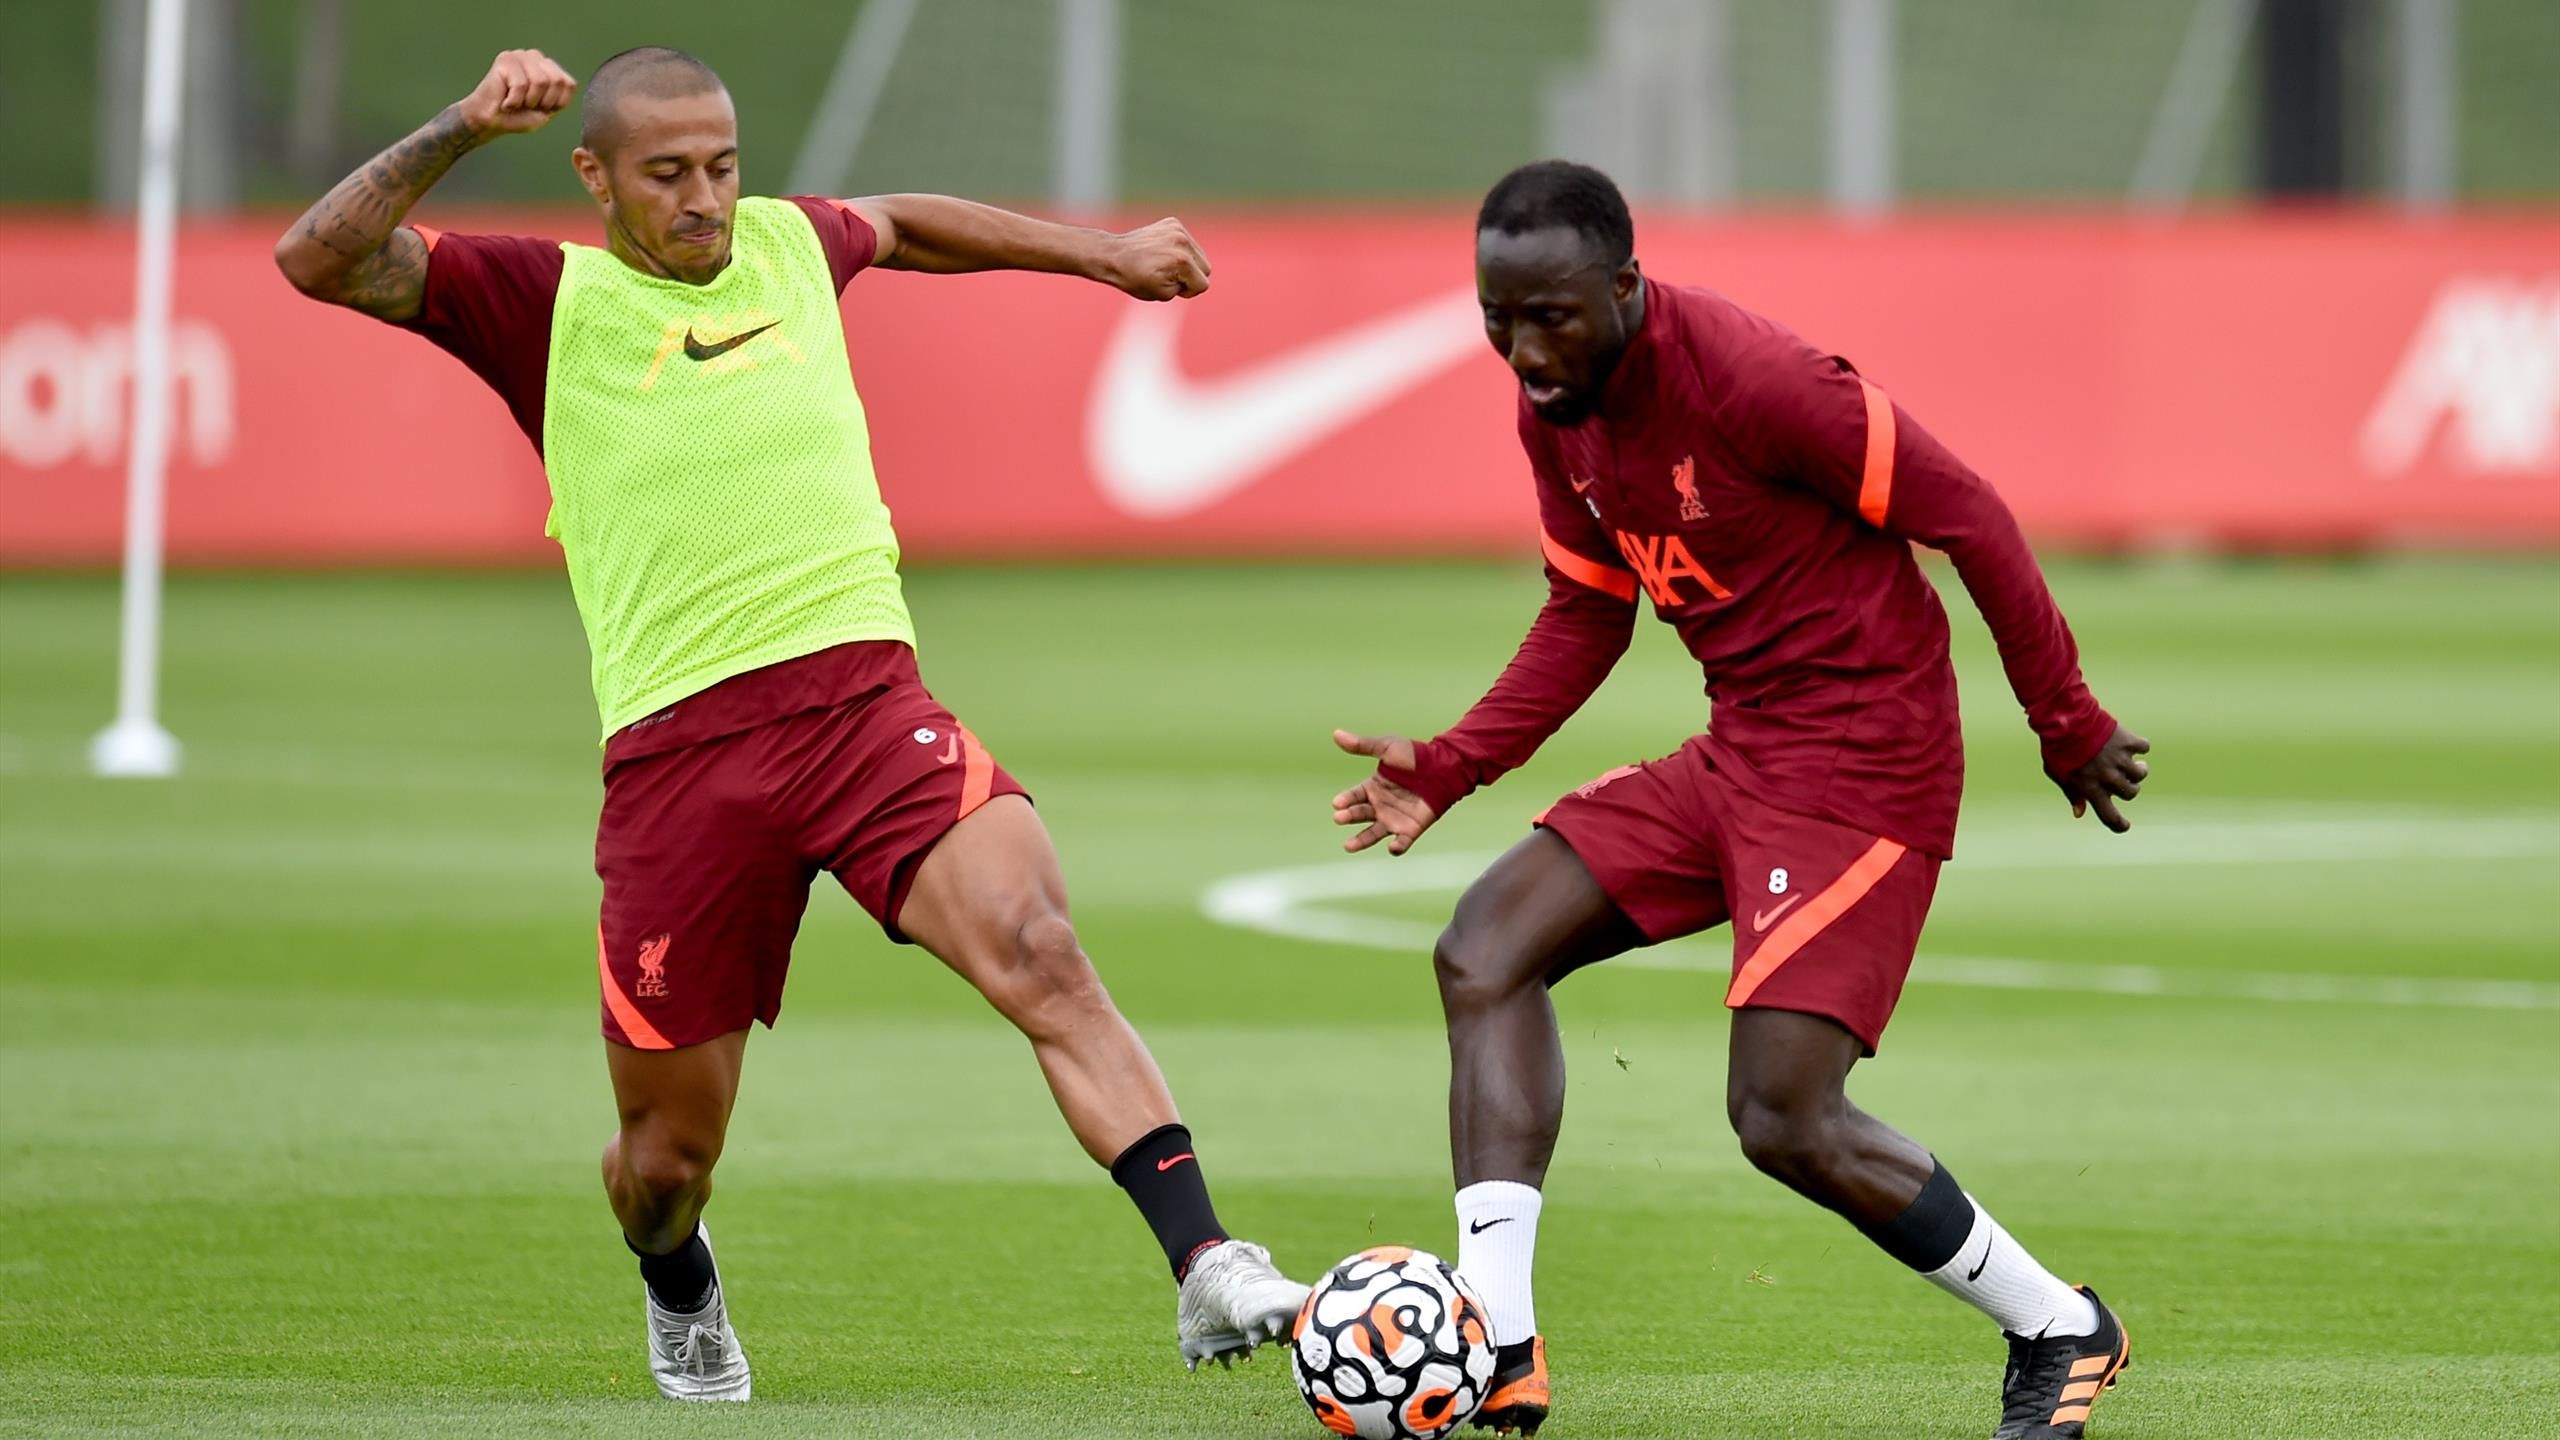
xmin=1109 ymin=1124 xmax=1229 ymax=1280
xmin=629 ymin=1225 xmax=718 ymax=1313
xmin=1855 ymin=1159 xmax=1977 ymax=1272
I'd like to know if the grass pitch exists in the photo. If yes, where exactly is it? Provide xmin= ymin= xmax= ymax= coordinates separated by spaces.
xmin=4 ymin=560 xmax=2557 ymax=1437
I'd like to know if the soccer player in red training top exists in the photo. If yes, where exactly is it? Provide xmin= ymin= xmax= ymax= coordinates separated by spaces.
xmin=273 ymin=47 xmax=1306 ymax=1400
xmin=1330 ymin=163 xmax=2150 ymax=1439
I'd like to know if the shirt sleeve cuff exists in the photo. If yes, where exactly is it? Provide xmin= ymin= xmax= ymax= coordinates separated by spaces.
xmin=1379 ymin=738 xmax=1480 ymax=817
xmin=2039 ymin=705 xmax=2118 ymax=779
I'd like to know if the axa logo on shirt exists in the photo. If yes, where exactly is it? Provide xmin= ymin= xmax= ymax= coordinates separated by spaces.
xmin=0 ymin=319 xmax=235 ymax=470
xmin=2360 ymin=277 xmax=2560 ymax=477
xmin=1614 ymin=530 xmax=1731 ymax=606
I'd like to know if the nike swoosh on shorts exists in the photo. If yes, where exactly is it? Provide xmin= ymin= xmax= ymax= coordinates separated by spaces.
xmin=1751 ymin=893 xmax=1807 ymax=932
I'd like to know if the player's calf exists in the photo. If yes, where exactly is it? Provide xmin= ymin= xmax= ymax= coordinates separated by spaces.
xmin=1432 ymin=917 xmax=1542 ymax=1018
xmin=604 ymin=1124 xmax=720 ymax=1253
xmin=602 ymin=1030 xmax=750 ymax=1396
xmin=900 ymin=796 xmax=1310 ymax=1366
xmin=1727 ymin=1016 xmax=2123 ymax=1434
xmin=1726 ymin=1084 xmax=1898 ymax=1214
xmin=972 ymin=911 xmax=1114 ymax=1048
xmin=1724 ymin=1007 xmax=1940 ymax=1218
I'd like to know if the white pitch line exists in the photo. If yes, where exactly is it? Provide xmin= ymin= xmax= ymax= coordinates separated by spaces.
xmin=1200 ymin=812 xmax=2560 ymax=1013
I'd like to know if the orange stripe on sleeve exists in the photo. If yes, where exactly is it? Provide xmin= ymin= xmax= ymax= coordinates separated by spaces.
xmin=410 ymin=223 xmax=442 ymax=253
xmin=1726 ymin=837 xmax=1908 ymax=1008
xmin=596 ymin=923 xmax=674 ymax=1050
xmin=1541 ymin=529 xmax=1639 ymax=603
xmin=956 ymin=727 xmax=996 ymax=820
xmin=1856 ymin=378 xmax=1895 ymax=527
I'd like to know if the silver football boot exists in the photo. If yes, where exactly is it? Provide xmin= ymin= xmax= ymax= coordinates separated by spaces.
xmin=1176 ymin=1239 xmax=1310 ymax=1370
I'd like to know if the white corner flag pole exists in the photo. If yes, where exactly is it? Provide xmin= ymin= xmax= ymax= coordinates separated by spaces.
xmin=92 ymin=0 xmax=190 ymax=779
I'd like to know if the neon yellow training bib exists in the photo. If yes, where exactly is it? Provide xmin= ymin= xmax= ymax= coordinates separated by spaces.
xmin=543 ymin=196 xmax=914 ymax=739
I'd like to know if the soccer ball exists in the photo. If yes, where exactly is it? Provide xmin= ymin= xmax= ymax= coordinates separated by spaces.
xmin=1291 ymin=1246 xmax=1497 ymax=1440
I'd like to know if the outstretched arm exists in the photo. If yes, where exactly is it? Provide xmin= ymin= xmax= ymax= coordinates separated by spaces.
xmin=1331 ymin=569 xmax=1634 ymax=854
xmin=1884 ymin=432 xmax=2150 ymax=829
xmin=1333 ymin=433 xmax=1638 ymax=855
xmin=845 ymin=195 xmax=1209 ymax=301
xmin=1754 ymin=350 xmax=2150 ymax=830
xmin=274 ymin=50 xmax=575 ymax=320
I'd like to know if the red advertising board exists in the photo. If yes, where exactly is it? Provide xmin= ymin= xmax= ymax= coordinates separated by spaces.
xmin=3 ymin=211 xmax=2555 ymax=564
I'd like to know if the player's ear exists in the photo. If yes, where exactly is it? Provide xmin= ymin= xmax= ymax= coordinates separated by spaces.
xmin=1614 ymin=258 xmax=1643 ymax=304
xmin=570 ymin=146 xmax=612 ymax=207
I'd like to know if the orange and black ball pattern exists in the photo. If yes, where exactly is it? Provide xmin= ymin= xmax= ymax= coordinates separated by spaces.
xmin=1292 ymin=1247 xmax=1497 ymax=1440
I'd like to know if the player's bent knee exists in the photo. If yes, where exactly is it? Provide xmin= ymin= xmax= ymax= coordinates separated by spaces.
xmin=983 ymin=910 xmax=1112 ymax=1038
xmin=1728 ymin=1089 xmax=1841 ymax=1187
xmin=1432 ymin=917 xmax=1536 ymax=1015
xmin=620 ymin=1124 xmax=721 ymax=1204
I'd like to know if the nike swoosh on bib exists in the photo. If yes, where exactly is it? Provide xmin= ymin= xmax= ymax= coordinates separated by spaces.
xmin=1087 ymin=288 xmax=1484 ymax=519
xmin=683 ymin=321 xmax=778 ymax=362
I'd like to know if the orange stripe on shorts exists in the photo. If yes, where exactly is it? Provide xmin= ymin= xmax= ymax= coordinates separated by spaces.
xmin=1726 ymin=837 xmax=1908 ymax=1008
xmin=1856 ymin=378 xmax=1895 ymax=527
xmin=956 ymin=727 xmax=995 ymax=820
xmin=597 ymin=922 xmax=674 ymax=1050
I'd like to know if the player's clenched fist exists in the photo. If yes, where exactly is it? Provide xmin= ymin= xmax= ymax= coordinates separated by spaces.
xmin=458 ymin=49 xmax=577 ymax=139
xmin=1104 ymin=218 xmax=1210 ymax=301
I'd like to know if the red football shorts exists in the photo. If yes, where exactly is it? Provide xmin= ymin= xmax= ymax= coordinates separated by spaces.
xmin=1535 ymin=737 xmax=1941 ymax=1053
xmin=593 ymin=667 xmax=1026 ymax=1052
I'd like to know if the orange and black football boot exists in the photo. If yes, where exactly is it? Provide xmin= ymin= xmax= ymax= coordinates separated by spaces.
xmin=1470 ymin=1336 xmax=1549 ymax=1436
xmin=1992 ymin=1287 xmax=2131 ymax=1438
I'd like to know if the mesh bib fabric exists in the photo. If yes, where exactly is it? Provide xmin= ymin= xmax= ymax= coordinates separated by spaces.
xmin=543 ymin=196 xmax=913 ymax=738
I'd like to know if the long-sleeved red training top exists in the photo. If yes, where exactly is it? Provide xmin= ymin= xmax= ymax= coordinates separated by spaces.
xmin=1388 ymin=280 xmax=2114 ymax=859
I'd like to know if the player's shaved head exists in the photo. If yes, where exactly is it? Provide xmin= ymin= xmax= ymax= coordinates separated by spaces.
xmin=1478 ymin=161 xmax=1635 ymax=271
xmin=569 ymin=46 xmax=741 ymax=286
xmin=1475 ymin=161 xmax=1644 ymax=425
xmin=580 ymin=46 xmax=727 ymax=155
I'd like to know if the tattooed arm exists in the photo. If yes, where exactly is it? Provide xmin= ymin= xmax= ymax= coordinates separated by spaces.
xmin=274 ymin=50 xmax=576 ymax=321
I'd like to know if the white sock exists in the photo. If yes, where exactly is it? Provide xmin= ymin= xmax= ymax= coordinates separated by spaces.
xmin=1454 ymin=1180 xmax=1542 ymax=1345
xmin=1923 ymin=1195 xmax=2099 ymax=1338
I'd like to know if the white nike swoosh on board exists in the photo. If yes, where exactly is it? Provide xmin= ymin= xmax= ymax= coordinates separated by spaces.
xmin=1086 ymin=288 xmax=1485 ymax=519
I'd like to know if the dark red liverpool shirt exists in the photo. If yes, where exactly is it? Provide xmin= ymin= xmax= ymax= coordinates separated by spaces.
xmin=1394 ymin=281 xmax=2114 ymax=858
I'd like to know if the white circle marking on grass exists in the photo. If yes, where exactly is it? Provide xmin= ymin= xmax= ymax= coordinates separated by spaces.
xmin=1201 ymin=811 xmax=2560 ymax=1013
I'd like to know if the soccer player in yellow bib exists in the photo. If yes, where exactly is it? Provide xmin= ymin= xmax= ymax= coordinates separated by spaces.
xmin=274 ymin=46 xmax=1306 ymax=1401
